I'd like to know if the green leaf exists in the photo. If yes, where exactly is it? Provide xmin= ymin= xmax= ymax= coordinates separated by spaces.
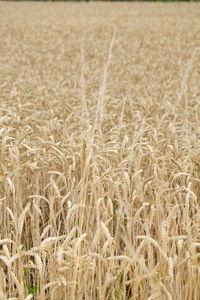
xmin=23 ymin=268 xmax=29 ymax=276
xmin=28 ymin=286 xmax=38 ymax=295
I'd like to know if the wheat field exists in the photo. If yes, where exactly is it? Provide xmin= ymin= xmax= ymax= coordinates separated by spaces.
xmin=0 ymin=2 xmax=200 ymax=299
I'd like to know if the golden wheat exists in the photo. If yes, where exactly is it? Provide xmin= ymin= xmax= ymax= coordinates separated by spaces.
xmin=0 ymin=1 xmax=200 ymax=299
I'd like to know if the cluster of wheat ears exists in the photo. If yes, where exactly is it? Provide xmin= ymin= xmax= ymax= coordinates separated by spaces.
xmin=0 ymin=2 xmax=200 ymax=300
